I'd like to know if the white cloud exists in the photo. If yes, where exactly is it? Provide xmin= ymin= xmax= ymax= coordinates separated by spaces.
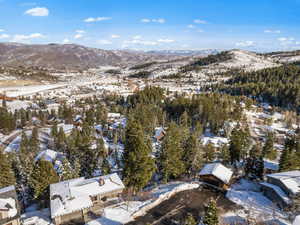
xmin=194 ymin=19 xmax=207 ymax=24
xmin=63 ymin=38 xmax=70 ymax=44
xmin=157 ymin=39 xmax=175 ymax=43
xmin=97 ymin=39 xmax=112 ymax=45
xmin=11 ymin=33 xmax=45 ymax=42
xmin=133 ymin=35 xmax=142 ymax=40
xmin=25 ymin=7 xmax=49 ymax=16
xmin=141 ymin=18 xmax=165 ymax=24
xmin=84 ymin=17 xmax=111 ymax=23
xmin=187 ymin=24 xmax=195 ymax=29
xmin=264 ymin=29 xmax=281 ymax=34
xmin=76 ymin=30 xmax=85 ymax=34
xmin=278 ymin=37 xmax=294 ymax=42
xmin=152 ymin=18 xmax=165 ymax=24
xmin=0 ymin=29 xmax=5 ymax=32
xmin=0 ymin=34 xmax=10 ymax=39
xmin=296 ymin=41 xmax=300 ymax=45
xmin=111 ymin=34 xmax=120 ymax=38
xmin=74 ymin=34 xmax=84 ymax=39
xmin=235 ymin=41 xmax=255 ymax=47
xmin=124 ymin=39 xmax=158 ymax=46
xmin=141 ymin=18 xmax=151 ymax=23
xmin=197 ymin=29 xmax=204 ymax=33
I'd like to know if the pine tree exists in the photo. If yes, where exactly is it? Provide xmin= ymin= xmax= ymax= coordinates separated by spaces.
xmin=59 ymin=158 xmax=80 ymax=181
xmin=229 ymin=126 xmax=250 ymax=164
xmin=181 ymin=213 xmax=197 ymax=225
xmin=203 ymin=199 xmax=218 ymax=225
xmin=56 ymin=126 xmax=66 ymax=151
xmin=0 ymin=150 xmax=16 ymax=188
xmin=122 ymin=119 xmax=155 ymax=193
xmin=30 ymin=127 xmax=40 ymax=155
xmin=159 ymin=122 xmax=185 ymax=182
xmin=203 ymin=143 xmax=215 ymax=163
xmin=262 ymin=132 xmax=277 ymax=160
xmin=30 ymin=160 xmax=59 ymax=206
xmin=102 ymin=158 xmax=111 ymax=175
xmin=183 ymin=133 xmax=203 ymax=176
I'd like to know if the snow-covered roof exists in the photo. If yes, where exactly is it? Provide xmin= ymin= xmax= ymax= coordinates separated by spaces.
xmin=107 ymin=113 xmax=121 ymax=119
xmin=293 ymin=215 xmax=300 ymax=225
xmin=199 ymin=163 xmax=233 ymax=184
xmin=260 ymin=182 xmax=291 ymax=205
xmin=154 ymin=127 xmax=165 ymax=139
xmin=0 ymin=198 xmax=17 ymax=217
xmin=263 ymin=160 xmax=279 ymax=171
xmin=0 ymin=185 xmax=15 ymax=195
xmin=0 ymin=186 xmax=18 ymax=218
xmin=267 ymin=171 xmax=300 ymax=195
xmin=35 ymin=149 xmax=61 ymax=162
xmin=50 ymin=173 xmax=125 ymax=218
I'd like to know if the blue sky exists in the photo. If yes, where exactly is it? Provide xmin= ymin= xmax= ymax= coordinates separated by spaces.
xmin=0 ymin=0 xmax=300 ymax=51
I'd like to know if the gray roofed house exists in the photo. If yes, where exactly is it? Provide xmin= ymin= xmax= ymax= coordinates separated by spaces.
xmin=0 ymin=185 xmax=21 ymax=225
xmin=50 ymin=173 xmax=125 ymax=225
xmin=261 ymin=170 xmax=300 ymax=209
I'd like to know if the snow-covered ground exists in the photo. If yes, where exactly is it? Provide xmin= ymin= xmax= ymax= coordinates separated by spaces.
xmin=225 ymin=179 xmax=290 ymax=225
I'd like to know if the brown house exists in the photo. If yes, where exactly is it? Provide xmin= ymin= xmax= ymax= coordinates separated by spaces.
xmin=50 ymin=173 xmax=125 ymax=225
xmin=0 ymin=185 xmax=21 ymax=225
xmin=199 ymin=163 xmax=233 ymax=190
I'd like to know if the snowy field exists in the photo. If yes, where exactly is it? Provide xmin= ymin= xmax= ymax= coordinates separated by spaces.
xmin=225 ymin=179 xmax=290 ymax=225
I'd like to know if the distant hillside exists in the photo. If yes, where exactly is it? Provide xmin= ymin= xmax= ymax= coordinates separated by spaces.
xmin=264 ymin=50 xmax=300 ymax=63
xmin=0 ymin=43 xmax=179 ymax=71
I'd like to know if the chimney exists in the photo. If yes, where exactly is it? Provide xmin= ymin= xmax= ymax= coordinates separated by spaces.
xmin=99 ymin=178 xmax=105 ymax=186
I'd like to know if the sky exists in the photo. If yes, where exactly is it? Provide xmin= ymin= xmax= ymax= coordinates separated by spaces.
xmin=0 ymin=0 xmax=300 ymax=51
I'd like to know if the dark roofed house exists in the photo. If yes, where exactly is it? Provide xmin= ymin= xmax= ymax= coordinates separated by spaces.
xmin=261 ymin=170 xmax=300 ymax=209
xmin=0 ymin=185 xmax=21 ymax=225
xmin=199 ymin=163 xmax=233 ymax=190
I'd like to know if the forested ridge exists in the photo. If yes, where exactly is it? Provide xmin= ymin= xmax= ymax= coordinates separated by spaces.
xmin=210 ymin=65 xmax=300 ymax=111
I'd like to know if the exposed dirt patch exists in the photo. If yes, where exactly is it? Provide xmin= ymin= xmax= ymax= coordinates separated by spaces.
xmin=127 ymin=187 xmax=240 ymax=225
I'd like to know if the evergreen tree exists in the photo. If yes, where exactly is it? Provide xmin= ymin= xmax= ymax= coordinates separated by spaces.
xmin=0 ymin=150 xmax=16 ymax=188
xmin=262 ymin=132 xmax=277 ymax=160
xmin=30 ymin=127 xmax=40 ymax=155
xmin=102 ymin=158 xmax=111 ymax=175
xmin=203 ymin=143 xmax=215 ymax=163
xmin=229 ymin=126 xmax=250 ymax=164
xmin=159 ymin=122 xmax=185 ymax=182
xmin=30 ymin=160 xmax=59 ymax=206
xmin=56 ymin=126 xmax=66 ymax=151
xmin=59 ymin=158 xmax=80 ymax=181
xmin=203 ymin=199 xmax=218 ymax=225
xmin=122 ymin=119 xmax=155 ymax=193
xmin=183 ymin=133 xmax=203 ymax=176
xmin=181 ymin=213 xmax=197 ymax=225
xmin=279 ymin=135 xmax=297 ymax=172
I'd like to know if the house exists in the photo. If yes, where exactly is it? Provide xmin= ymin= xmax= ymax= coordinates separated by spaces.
xmin=50 ymin=173 xmax=125 ymax=225
xmin=0 ymin=185 xmax=21 ymax=225
xmin=293 ymin=215 xmax=300 ymax=225
xmin=199 ymin=163 xmax=233 ymax=190
xmin=261 ymin=170 xmax=300 ymax=209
